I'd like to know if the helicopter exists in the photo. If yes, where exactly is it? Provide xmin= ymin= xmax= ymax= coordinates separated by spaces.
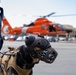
xmin=1 ymin=0 xmax=76 ymax=37
xmin=2 ymin=12 xmax=68 ymax=36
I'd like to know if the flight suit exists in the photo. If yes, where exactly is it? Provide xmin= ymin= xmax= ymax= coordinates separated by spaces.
xmin=0 ymin=7 xmax=4 ymax=50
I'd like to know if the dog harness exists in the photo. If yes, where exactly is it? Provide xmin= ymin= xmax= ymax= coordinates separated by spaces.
xmin=0 ymin=47 xmax=32 ymax=75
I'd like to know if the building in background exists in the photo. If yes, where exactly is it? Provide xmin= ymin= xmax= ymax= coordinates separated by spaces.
xmin=63 ymin=24 xmax=76 ymax=37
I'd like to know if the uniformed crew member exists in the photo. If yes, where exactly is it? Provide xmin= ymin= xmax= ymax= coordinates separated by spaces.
xmin=0 ymin=7 xmax=4 ymax=50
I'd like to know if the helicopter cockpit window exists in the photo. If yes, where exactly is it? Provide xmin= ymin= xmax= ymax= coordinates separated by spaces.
xmin=41 ymin=25 xmax=46 ymax=29
xmin=58 ymin=24 xmax=63 ymax=28
xmin=58 ymin=24 xmax=66 ymax=31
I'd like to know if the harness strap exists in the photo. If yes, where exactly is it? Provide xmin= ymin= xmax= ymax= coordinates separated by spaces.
xmin=1 ymin=54 xmax=11 ymax=75
xmin=7 ymin=55 xmax=32 ymax=75
xmin=0 ymin=47 xmax=31 ymax=75
xmin=0 ymin=47 xmax=36 ymax=75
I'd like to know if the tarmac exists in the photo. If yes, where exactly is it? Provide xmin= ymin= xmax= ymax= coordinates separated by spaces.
xmin=1 ymin=41 xmax=76 ymax=75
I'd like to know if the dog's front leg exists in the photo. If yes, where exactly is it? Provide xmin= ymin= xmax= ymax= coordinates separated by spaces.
xmin=6 ymin=67 xmax=12 ymax=75
xmin=29 ymin=70 xmax=33 ymax=75
xmin=6 ymin=67 xmax=18 ymax=75
xmin=0 ymin=65 xmax=4 ymax=75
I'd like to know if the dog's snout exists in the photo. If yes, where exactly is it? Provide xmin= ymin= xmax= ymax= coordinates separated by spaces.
xmin=37 ymin=47 xmax=58 ymax=63
xmin=52 ymin=51 xmax=56 ymax=55
xmin=49 ymin=54 xmax=55 ymax=60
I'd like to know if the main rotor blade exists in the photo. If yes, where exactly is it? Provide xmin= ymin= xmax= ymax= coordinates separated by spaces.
xmin=51 ymin=14 xmax=76 ymax=17
xmin=42 ymin=12 xmax=56 ymax=17
xmin=34 ymin=12 xmax=56 ymax=18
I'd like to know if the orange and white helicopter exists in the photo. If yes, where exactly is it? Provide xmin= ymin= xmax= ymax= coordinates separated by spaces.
xmin=2 ymin=12 xmax=68 ymax=36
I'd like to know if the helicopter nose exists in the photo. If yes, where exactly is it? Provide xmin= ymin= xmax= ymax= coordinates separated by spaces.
xmin=65 ymin=29 xmax=72 ymax=33
xmin=57 ymin=24 xmax=66 ymax=31
xmin=60 ymin=26 xmax=73 ymax=34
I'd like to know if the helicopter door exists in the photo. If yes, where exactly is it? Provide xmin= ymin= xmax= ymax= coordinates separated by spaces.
xmin=48 ymin=25 xmax=56 ymax=32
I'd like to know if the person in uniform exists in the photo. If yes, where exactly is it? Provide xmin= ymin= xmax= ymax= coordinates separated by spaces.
xmin=0 ymin=7 xmax=4 ymax=50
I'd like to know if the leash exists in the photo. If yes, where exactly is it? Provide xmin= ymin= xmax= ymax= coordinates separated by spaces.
xmin=0 ymin=51 xmax=15 ymax=56
xmin=0 ymin=47 xmax=19 ymax=56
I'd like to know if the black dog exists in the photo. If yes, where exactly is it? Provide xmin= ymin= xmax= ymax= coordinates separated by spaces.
xmin=0 ymin=36 xmax=58 ymax=75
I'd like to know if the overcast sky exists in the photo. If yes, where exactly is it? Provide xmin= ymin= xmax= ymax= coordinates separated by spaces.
xmin=1 ymin=0 xmax=76 ymax=28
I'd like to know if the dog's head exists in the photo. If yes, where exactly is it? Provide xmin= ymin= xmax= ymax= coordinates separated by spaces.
xmin=25 ymin=36 xmax=58 ymax=63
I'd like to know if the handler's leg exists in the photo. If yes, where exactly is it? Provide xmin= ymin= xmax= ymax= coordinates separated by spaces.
xmin=0 ymin=37 xmax=3 ymax=50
